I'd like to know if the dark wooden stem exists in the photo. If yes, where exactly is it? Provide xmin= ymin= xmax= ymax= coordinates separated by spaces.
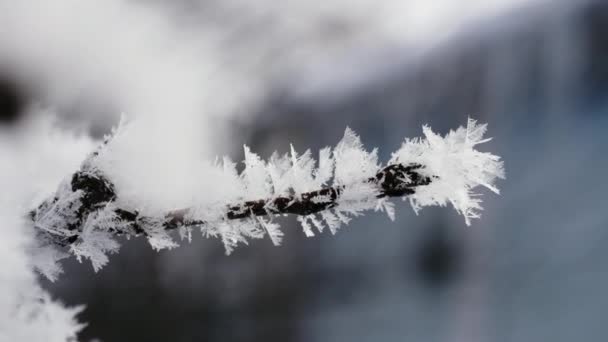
xmin=164 ymin=163 xmax=431 ymax=228
xmin=34 ymin=163 xmax=432 ymax=245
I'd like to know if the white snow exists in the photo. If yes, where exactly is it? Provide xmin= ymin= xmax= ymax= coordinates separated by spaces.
xmin=0 ymin=114 xmax=90 ymax=341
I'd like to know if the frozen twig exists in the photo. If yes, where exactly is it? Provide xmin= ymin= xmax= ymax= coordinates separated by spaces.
xmin=29 ymin=119 xmax=504 ymax=278
xmin=33 ymin=163 xmax=432 ymax=247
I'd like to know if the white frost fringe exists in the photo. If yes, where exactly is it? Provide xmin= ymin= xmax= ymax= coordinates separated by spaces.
xmin=390 ymin=118 xmax=505 ymax=225
xmin=33 ymin=118 xmax=504 ymax=278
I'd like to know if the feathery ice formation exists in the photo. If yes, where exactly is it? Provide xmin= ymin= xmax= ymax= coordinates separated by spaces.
xmin=30 ymin=118 xmax=504 ymax=280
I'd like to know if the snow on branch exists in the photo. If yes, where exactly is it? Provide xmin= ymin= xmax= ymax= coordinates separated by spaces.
xmin=29 ymin=119 xmax=504 ymax=279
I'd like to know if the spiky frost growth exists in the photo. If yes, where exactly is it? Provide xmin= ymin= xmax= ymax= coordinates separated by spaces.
xmin=30 ymin=119 xmax=504 ymax=278
xmin=390 ymin=118 xmax=505 ymax=224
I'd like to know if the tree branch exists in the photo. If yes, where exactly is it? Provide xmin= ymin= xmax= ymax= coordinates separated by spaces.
xmin=33 ymin=163 xmax=432 ymax=246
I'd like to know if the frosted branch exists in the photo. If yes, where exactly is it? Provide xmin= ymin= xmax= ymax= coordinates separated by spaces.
xmin=29 ymin=119 xmax=504 ymax=278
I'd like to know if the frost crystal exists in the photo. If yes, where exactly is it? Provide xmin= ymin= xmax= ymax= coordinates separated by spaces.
xmin=390 ymin=118 xmax=505 ymax=224
xmin=31 ymin=119 xmax=504 ymax=276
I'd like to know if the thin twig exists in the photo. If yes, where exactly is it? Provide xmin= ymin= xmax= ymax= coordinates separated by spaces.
xmin=33 ymin=163 xmax=432 ymax=245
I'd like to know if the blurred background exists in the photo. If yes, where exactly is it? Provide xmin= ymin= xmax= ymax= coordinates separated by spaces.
xmin=2 ymin=0 xmax=608 ymax=341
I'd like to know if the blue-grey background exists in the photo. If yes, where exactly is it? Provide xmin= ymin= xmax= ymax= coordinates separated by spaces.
xmin=2 ymin=1 xmax=608 ymax=341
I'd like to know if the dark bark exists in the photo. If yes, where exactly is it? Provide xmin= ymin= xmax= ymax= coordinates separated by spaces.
xmin=165 ymin=163 xmax=431 ymax=228
xmin=33 ymin=163 xmax=433 ymax=245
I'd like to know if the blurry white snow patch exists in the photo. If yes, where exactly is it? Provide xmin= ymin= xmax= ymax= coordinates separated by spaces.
xmin=0 ymin=112 xmax=91 ymax=340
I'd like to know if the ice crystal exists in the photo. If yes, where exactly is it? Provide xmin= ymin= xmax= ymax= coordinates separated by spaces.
xmin=31 ymin=119 xmax=504 ymax=276
xmin=390 ymin=118 xmax=505 ymax=225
